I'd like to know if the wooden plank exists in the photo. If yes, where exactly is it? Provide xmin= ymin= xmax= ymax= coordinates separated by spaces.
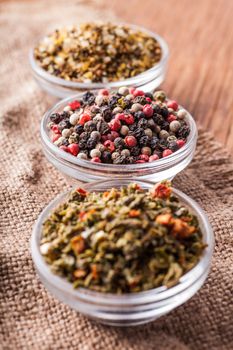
xmin=98 ymin=0 xmax=233 ymax=153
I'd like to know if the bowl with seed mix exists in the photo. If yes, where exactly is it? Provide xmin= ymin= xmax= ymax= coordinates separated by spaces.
xmin=41 ymin=88 xmax=197 ymax=184
xmin=30 ymin=23 xmax=169 ymax=98
xmin=31 ymin=179 xmax=214 ymax=326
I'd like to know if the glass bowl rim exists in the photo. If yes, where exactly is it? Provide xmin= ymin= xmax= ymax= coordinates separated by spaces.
xmin=31 ymin=178 xmax=214 ymax=306
xmin=29 ymin=22 xmax=169 ymax=89
xmin=41 ymin=94 xmax=198 ymax=171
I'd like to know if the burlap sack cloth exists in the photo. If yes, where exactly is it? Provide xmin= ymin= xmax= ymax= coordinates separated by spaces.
xmin=0 ymin=1 xmax=233 ymax=349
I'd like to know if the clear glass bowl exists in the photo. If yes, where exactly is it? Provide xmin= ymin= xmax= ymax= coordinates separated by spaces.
xmin=31 ymin=179 xmax=214 ymax=327
xmin=40 ymin=94 xmax=198 ymax=186
xmin=29 ymin=24 xmax=169 ymax=98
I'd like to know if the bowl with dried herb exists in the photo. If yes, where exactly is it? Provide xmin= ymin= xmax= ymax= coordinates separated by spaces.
xmin=31 ymin=180 xmax=214 ymax=326
xmin=41 ymin=88 xmax=197 ymax=184
xmin=30 ymin=23 xmax=169 ymax=98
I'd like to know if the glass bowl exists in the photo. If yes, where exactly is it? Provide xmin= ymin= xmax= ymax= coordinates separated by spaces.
xmin=40 ymin=94 xmax=198 ymax=186
xmin=29 ymin=24 xmax=169 ymax=98
xmin=31 ymin=179 xmax=214 ymax=327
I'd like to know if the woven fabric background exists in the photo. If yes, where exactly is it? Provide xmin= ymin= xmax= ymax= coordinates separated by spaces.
xmin=0 ymin=1 xmax=233 ymax=349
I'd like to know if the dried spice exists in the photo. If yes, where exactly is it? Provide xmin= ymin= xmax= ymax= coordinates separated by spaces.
xmin=49 ymin=88 xmax=191 ymax=164
xmin=34 ymin=23 xmax=162 ymax=83
xmin=40 ymin=182 xmax=206 ymax=293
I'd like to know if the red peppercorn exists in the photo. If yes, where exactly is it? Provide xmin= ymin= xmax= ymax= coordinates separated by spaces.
xmin=52 ymin=134 xmax=60 ymax=142
xmin=60 ymin=145 xmax=69 ymax=152
xmin=115 ymin=113 xmax=125 ymax=121
xmin=91 ymin=157 xmax=101 ymax=163
xmin=143 ymin=104 xmax=153 ymax=118
xmin=104 ymin=140 xmax=115 ymax=153
xmin=125 ymin=136 xmax=137 ymax=147
xmin=124 ymin=114 xmax=134 ymax=125
xmin=51 ymin=125 xmax=61 ymax=134
xmin=139 ymin=154 xmax=149 ymax=161
xmin=146 ymin=97 xmax=152 ymax=103
xmin=133 ymin=89 xmax=144 ymax=97
xmin=109 ymin=118 xmax=121 ymax=131
xmin=99 ymin=89 xmax=109 ymax=96
xmin=149 ymin=154 xmax=159 ymax=162
xmin=68 ymin=143 xmax=79 ymax=156
xmin=101 ymin=135 xmax=108 ymax=142
xmin=79 ymin=113 xmax=91 ymax=125
xmin=69 ymin=100 xmax=81 ymax=110
xmin=176 ymin=139 xmax=186 ymax=148
xmin=162 ymin=149 xmax=173 ymax=157
xmin=167 ymin=100 xmax=178 ymax=111
xmin=76 ymin=188 xmax=87 ymax=196
xmin=107 ymin=131 xmax=119 ymax=140
xmin=167 ymin=114 xmax=177 ymax=123
xmin=136 ymin=160 xmax=146 ymax=163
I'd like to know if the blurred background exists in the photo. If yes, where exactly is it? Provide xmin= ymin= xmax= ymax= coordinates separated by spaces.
xmin=1 ymin=0 xmax=233 ymax=152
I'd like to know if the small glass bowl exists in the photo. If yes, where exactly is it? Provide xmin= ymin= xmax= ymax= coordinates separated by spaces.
xmin=31 ymin=179 xmax=214 ymax=327
xmin=40 ymin=94 xmax=198 ymax=186
xmin=29 ymin=24 xmax=169 ymax=98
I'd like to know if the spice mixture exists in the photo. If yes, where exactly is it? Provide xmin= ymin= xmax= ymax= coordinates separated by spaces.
xmin=48 ymin=88 xmax=190 ymax=164
xmin=34 ymin=23 xmax=162 ymax=83
xmin=40 ymin=182 xmax=205 ymax=293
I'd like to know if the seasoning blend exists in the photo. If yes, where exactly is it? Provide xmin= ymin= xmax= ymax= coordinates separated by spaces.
xmin=34 ymin=23 xmax=162 ymax=83
xmin=48 ymin=88 xmax=190 ymax=164
xmin=40 ymin=182 xmax=206 ymax=293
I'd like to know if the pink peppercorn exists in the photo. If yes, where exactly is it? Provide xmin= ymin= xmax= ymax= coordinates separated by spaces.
xmin=177 ymin=139 xmax=186 ymax=148
xmin=149 ymin=154 xmax=159 ymax=162
xmin=136 ymin=160 xmax=146 ymax=163
xmin=123 ymin=114 xmax=134 ymax=125
xmin=68 ymin=143 xmax=79 ymax=156
xmin=139 ymin=154 xmax=149 ymax=162
xmin=104 ymin=140 xmax=115 ymax=153
xmin=125 ymin=136 xmax=137 ymax=147
xmin=91 ymin=157 xmax=101 ymax=163
xmin=146 ymin=97 xmax=152 ymax=103
xmin=133 ymin=89 xmax=144 ymax=97
xmin=109 ymin=118 xmax=121 ymax=131
xmin=167 ymin=114 xmax=177 ymax=123
xmin=162 ymin=149 xmax=173 ymax=157
xmin=99 ymin=89 xmax=109 ymax=96
xmin=129 ymin=87 xmax=136 ymax=94
xmin=143 ymin=104 xmax=153 ymax=118
xmin=51 ymin=125 xmax=61 ymax=134
xmin=79 ymin=113 xmax=91 ymax=125
xmin=69 ymin=100 xmax=81 ymax=110
xmin=167 ymin=100 xmax=179 ymax=111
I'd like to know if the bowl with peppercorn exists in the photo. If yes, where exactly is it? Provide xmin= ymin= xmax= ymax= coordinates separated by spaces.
xmin=41 ymin=88 xmax=197 ymax=185
xmin=30 ymin=23 xmax=169 ymax=98
xmin=31 ymin=179 xmax=214 ymax=326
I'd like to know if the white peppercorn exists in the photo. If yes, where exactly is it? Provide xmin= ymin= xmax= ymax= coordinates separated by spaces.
xmin=121 ymin=149 xmax=130 ymax=157
xmin=90 ymin=149 xmax=101 ymax=158
xmin=177 ymin=109 xmax=187 ymax=120
xmin=141 ymin=146 xmax=152 ymax=156
xmin=77 ymin=153 xmax=88 ymax=160
xmin=62 ymin=128 xmax=72 ymax=138
xmin=118 ymin=87 xmax=129 ymax=96
xmin=120 ymin=125 xmax=129 ymax=136
xmin=131 ymin=103 xmax=143 ymax=113
xmin=69 ymin=113 xmax=79 ymax=125
xmin=159 ymin=130 xmax=170 ymax=139
xmin=169 ymin=120 xmax=181 ymax=132
xmin=144 ymin=128 xmax=153 ymax=137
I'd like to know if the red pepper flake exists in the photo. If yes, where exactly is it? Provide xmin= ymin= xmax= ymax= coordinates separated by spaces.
xmin=129 ymin=209 xmax=141 ymax=217
xmin=76 ymin=188 xmax=87 ymax=196
xmin=151 ymin=182 xmax=172 ymax=199
xmin=71 ymin=236 xmax=86 ymax=254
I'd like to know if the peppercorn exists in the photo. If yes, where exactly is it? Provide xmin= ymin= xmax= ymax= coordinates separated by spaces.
xmin=125 ymin=136 xmax=137 ymax=147
xmin=153 ymin=90 xmax=166 ymax=102
xmin=150 ymin=136 xmax=159 ymax=149
xmin=134 ymin=127 xmax=145 ymax=138
xmin=137 ymin=118 xmax=148 ymax=129
xmin=134 ymin=111 xmax=146 ymax=120
xmin=87 ymin=138 xmax=97 ymax=149
xmin=130 ymin=146 xmax=140 ymax=156
xmin=141 ymin=146 xmax=152 ymax=156
xmin=101 ymin=106 xmax=112 ymax=122
xmin=82 ymin=91 xmax=95 ymax=105
xmin=90 ymin=149 xmax=101 ymax=158
xmin=96 ymin=120 xmax=110 ymax=135
xmin=90 ymin=131 xmax=101 ymax=141
xmin=84 ymin=120 xmax=96 ymax=132
xmin=178 ymin=125 xmax=190 ymax=139
xmin=138 ymin=135 xmax=150 ymax=147
xmin=160 ymin=106 xmax=169 ymax=118
xmin=58 ymin=119 xmax=72 ymax=131
xmin=168 ymin=140 xmax=179 ymax=152
xmin=114 ymin=137 xmax=125 ymax=149
xmin=118 ymin=87 xmax=129 ymax=96
xmin=133 ymin=96 xmax=147 ymax=105
xmin=50 ymin=113 xmax=62 ymax=124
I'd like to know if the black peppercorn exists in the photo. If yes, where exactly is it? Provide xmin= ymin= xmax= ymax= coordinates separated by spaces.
xmin=84 ymin=121 xmax=96 ymax=132
xmin=177 ymin=125 xmax=190 ymax=139
xmin=152 ymin=104 xmax=161 ymax=114
xmin=58 ymin=119 xmax=72 ymax=131
xmin=101 ymin=106 xmax=112 ymax=122
xmin=134 ymin=96 xmax=147 ymax=105
xmin=74 ymin=124 xmax=84 ymax=134
xmin=145 ymin=92 xmax=154 ymax=100
xmin=50 ymin=113 xmax=62 ymax=124
xmin=130 ymin=146 xmax=140 ymax=156
xmin=109 ymin=95 xmax=119 ymax=108
xmin=137 ymin=118 xmax=148 ymax=129
xmin=82 ymin=91 xmax=95 ymax=105
xmin=160 ymin=106 xmax=169 ymax=118
xmin=150 ymin=136 xmax=159 ymax=149
xmin=168 ymin=141 xmax=179 ymax=152
xmin=87 ymin=138 xmax=97 ymax=149
xmin=114 ymin=137 xmax=125 ymax=149
xmin=134 ymin=127 xmax=145 ymax=138
xmin=101 ymin=151 xmax=112 ymax=163
xmin=96 ymin=120 xmax=110 ymax=135
xmin=139 ymin=135 xmax=150 ymax=147
xmin=134 ymin=111 xmax=145 ymax=120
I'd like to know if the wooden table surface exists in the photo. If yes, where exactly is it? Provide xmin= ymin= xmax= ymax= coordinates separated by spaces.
xmin=98 ymin=0 xmax=233 ymax=153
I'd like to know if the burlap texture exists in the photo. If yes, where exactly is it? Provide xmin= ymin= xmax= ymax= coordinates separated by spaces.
xmin=0 ymin=1 xmax=233 ymax=349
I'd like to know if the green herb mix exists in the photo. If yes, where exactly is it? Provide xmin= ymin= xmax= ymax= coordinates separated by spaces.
xmin=40 ymin=183 xmax=206 ymax=293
